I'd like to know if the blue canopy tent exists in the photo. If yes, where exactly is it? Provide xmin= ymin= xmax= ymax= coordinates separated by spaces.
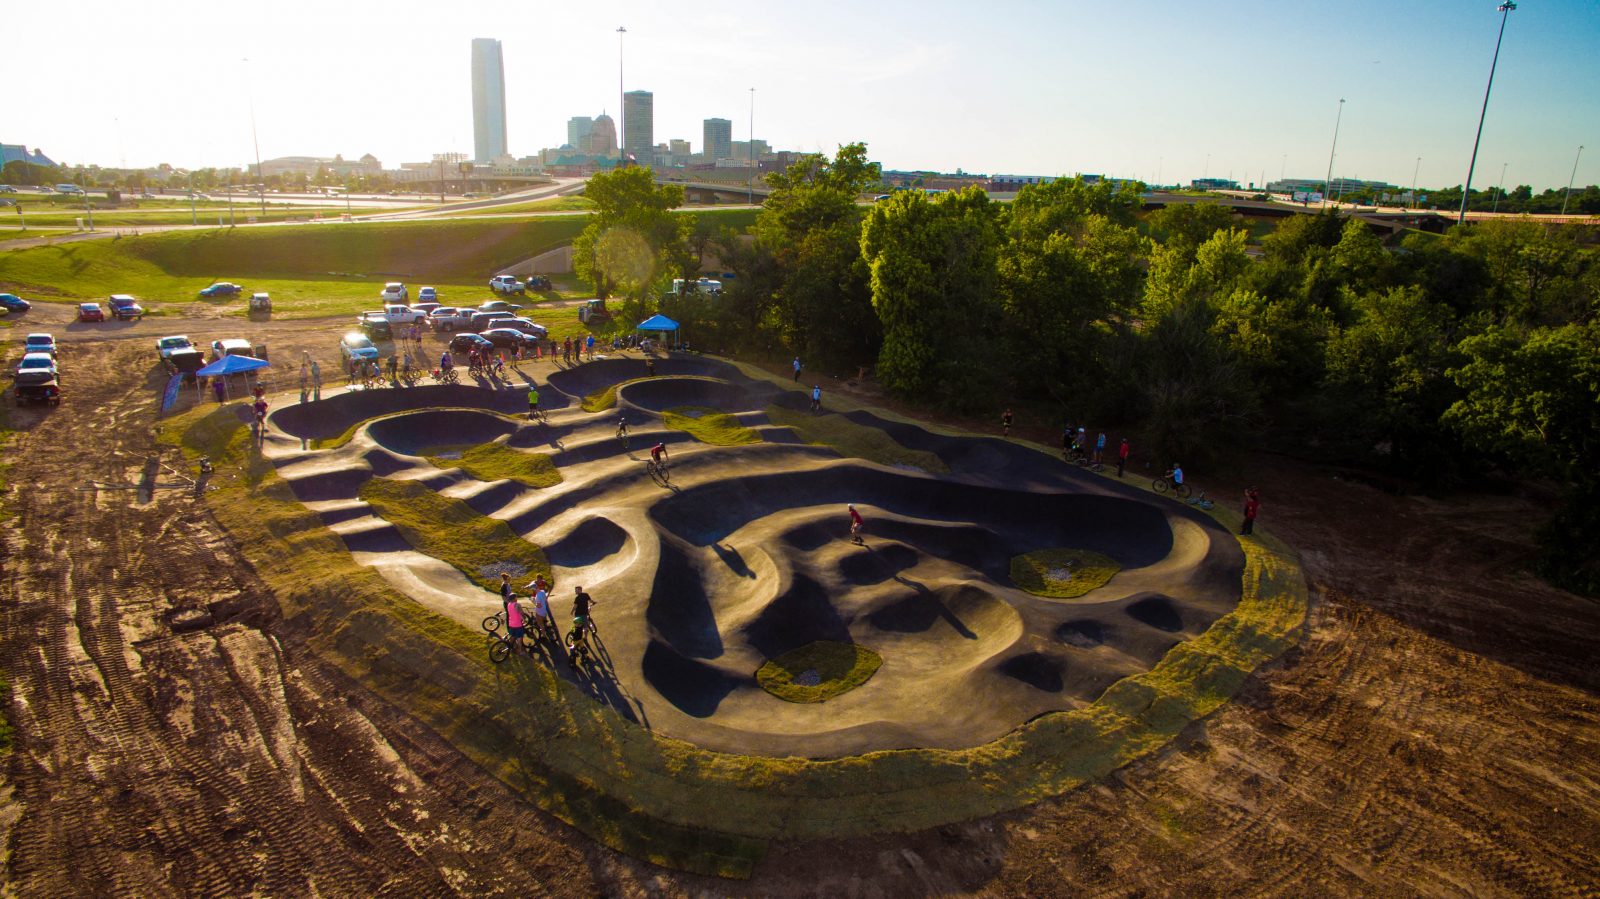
xmin=635 ymin=314 xmax=680 ymax=351
xmin=195 ymin=354 xmax=270 ymax=400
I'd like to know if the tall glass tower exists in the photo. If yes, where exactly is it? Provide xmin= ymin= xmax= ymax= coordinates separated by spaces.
xmin=471 ymin=38 xmax=507 ymax=162
xmin=622 ymin=90 xmax=653 ymax=165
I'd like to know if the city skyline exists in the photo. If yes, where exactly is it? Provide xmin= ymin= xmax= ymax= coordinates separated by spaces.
xmin=4 ymin=0 xmax=1597 ymax=190
xmin=470 ymin=38 xmax=508 ymax=163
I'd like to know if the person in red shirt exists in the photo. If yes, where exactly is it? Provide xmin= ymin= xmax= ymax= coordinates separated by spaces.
xmin=1117 ymin=437 xmax=1131 ymax=478
xmin=848 ymin=504 xmax=864 ymax=544
xmin=1241 ymin=487 xmax=1261 ymax=536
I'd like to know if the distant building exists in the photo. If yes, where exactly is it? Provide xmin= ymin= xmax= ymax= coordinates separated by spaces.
xmin=1268 ymin=176 xmax=1394 ymax=196
xmin=1191 ymin=177 xmax=1240 ymax=191
xmin=567 ymin=116 xmax=593 ymax=150
xmin=471 ymin=38 xmax=508 ymax=162
xmin=588 ymin=113 xmax=618 ymax=157
xmin=622 ymin=91 xmax=653 ymax=165
xmin=703 ymin=118 xmax=732 ymax=161
xmin=258 ymin=153 xmax=382 ymax=178
xmin=729 ymin=139 xmax=769 ymax=163
xmin=1 ymin=143 xmax=55 ymax=168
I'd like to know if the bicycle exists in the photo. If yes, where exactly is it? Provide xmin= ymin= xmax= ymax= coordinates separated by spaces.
xmin=1152 ymin=470 xmax=1193 ymax=499
xmin=1186 ymin=492 xmax=1215 ymax=511
xmin=565 ymin=614 xmax=598 ymax=667
xmin=433 ymin=367 xmax=459 ymax=385
xmin=616 ymin=425 xmax=630 ymax=451
xmin=646 ymin=458 xmax=672 ymax=487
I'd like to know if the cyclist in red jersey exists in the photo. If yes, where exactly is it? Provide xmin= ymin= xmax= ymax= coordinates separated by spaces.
xmin=650 ymin=442 xmax=668 ymax=464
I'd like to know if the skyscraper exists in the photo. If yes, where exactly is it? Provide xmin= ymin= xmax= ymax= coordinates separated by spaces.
xmin=567 ymin=116 xmax=594 ymax=150
xmin=471 ymin=38 xmax=507 ymax=162
xmin=703 ymin=118 xmax=732 ymax=161
xmin=589 ymin=113 xmax=618 ymax=157
xmin=622 ymin=90 xmax=653 ymax=165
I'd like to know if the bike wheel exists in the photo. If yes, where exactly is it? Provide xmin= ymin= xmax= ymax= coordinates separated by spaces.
xmin=1174 ymin=482 xmax=1192 ymax=499
xmin=1152 ymin=478 xmax=1169 ymax=494
xmin=489 ymin=638 xmax=511 ymax=664
xmin=481 ymin=614 xmax=502 ymax=633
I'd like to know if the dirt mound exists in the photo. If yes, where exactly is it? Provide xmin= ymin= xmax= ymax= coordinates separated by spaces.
xmin=366 ymin=409 xmax=518 ymax=456
xmin=543 ymin=356 xmax=735 ymax=399
xmin=617 ymin=376 xmax=759 ymax=413
xmin=270 ymin=386 xmax=530 ymax=440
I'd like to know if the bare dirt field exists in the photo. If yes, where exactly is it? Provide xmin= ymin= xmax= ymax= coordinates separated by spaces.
xmin=1 ymin=310 xmax=1596 ymax=896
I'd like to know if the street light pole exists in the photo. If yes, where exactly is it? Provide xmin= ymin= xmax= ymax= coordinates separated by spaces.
xmin=748 ymin=87 xmax=755 ymax=205
xmin=617 ymin=26 xmax=627 ymax=162
xmin=1460 ymin=2 xmax=1517 ymax=225
xmin=245 ymin=57 xmax=267 ymax=219
xmin=1561 ymin=145 xmax=1585 ymax=215
xmin=1493 ymin=162 xmax=1508 ymax=213
xmin=1411 ymin=157 xmax=1421 ymax=209
xmin=1324 ymin=98 xmax=1345 ymax=207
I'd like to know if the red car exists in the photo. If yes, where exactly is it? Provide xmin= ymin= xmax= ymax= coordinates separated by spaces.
xmin=78 ymin=303 xmax=105 ymax=322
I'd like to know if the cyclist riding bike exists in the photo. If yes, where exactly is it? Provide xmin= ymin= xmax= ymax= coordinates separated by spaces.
xmin=650 ymin=442 xmax=668 ymax=466
xmin=1171 ymin=463 xmax=1184 ymax=486
xmin=616 ymin=417 xmax=629 ymax=446
xmin=440 ymin=351 xmax=452 ymax=372
xmin=386 ymin=355 xmax=398 ymax=380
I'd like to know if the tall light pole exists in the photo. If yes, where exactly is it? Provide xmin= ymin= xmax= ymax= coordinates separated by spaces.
xmin=1561 ymin=145 xmax=1585 ymax=215
xmin=1460 ymin=2 xmax=1516 ymax=225
xmin=1324 ymin=98 xmax=1345 ymax=207
xmin=1493 ymin=162 xmax=1508 ymax=213
xmin=616 ymin=26 xmax=627 ymax=162
xmin=244 ymin=57 xmax=267 ymax=219
xmin=1411 ymin=157 xmax=1421 ymax=209
xmin=748 ymin=87 xmax=755 ymax=205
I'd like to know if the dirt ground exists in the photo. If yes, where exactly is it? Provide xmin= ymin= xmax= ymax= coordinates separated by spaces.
xmin=2 ymin=309 xmax=1597 ymax=897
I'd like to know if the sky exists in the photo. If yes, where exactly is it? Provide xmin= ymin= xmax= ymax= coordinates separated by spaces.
xmin=6 ymin=0 xmax=1598 ymax=191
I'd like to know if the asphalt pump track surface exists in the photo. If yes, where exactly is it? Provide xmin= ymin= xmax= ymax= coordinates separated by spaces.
xmin=262 ymin=356 xmax=1244 ymax=757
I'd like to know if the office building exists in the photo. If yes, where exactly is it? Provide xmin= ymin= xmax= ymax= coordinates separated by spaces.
xmin=589 ymin=113 xmax=618 ymax=157
xmin=567 ymin=116 xmax=593 ymax=150
xmin=703 ymin=118 xmax=732 ymax=161
xmin=622 ymin=91 xmax=654 ymax=164
xmin=471 ymin=38 xmax=508 ymax=162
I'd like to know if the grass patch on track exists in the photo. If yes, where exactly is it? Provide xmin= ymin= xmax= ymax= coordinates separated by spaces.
xmin=663 ymin=405 xmax=762 ymax=446
xmin=424 ymin=442 xmax=562 ymax=488
xmin=1010 ymin=548 xmax=1122 ymax=598
xmin=764 ymin=405 xmax=949 ymax=473
xmin=357 ymin=477 xmax=549 ymax=593
xmin=756 ymin=641 xmax=882 ymax=703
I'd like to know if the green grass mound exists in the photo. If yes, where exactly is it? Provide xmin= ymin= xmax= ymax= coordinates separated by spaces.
xmin=581 ymin=380 xmax=634 ymax=412
xmin=664 ymin=406 xmax=762 ymax=446
xmin=764 ymin=406 xmax=949 ymax=473
xmin=1011 ymin=548 xmax=1122 ymax=598
xmin=424 ymin=442 xmax=562 ymax=488
xmin=357 ymin=477 xmax=549 ymax=593
xmin=756 ymin=641 xmax=883 ymax=703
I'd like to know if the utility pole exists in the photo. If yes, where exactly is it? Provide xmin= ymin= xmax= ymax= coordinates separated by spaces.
xmin=1493 ymin=162 xmax=1508 ymax=213
xmin=748 ymin=87 xmax=756 ymax=205
xmin=617 ymin=26 xmax=627 ymax=162
xmin=1324 ymin=98 xmax=1345 ymax=207
xmin=1460 ymin=2 xmax=1517 ymax=225
xmin=1562 ymin=145 xmax=1585 ymax=215
xmin=1411 ymin=157 xmax=1421 ymax=209
xmin=245 ymin=57 xmax=267 ymax=219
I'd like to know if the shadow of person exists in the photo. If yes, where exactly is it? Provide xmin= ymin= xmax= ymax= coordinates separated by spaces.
xmin=711 ymin=542 xmax=757 ymax=579
xmin=892 ymin=574 xmax=978 ymax=640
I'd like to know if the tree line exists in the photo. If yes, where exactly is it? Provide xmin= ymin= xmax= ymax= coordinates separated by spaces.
xmin=575 ymin=145 xmax=1600 ymax=596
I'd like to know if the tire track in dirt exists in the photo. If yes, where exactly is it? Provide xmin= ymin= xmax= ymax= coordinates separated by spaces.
xmin=0 ymin=338 xmax=607 ymax=896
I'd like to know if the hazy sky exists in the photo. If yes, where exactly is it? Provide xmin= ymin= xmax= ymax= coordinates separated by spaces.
xmin=7 ymin=0 xmax=1597 ymax=190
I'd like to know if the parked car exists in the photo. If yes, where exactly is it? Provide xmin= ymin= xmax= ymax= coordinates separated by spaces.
xmin=78 ymin=303 xmax=105 ymax=323
xmin=0 ymin=185 xmax=17 ymax=194
xmin=156 ymin=335 xmax=195 ymax=361
xmin=1 ymin=293 xmax=35 ymax=313
xmin=210 ymin=338 xmax=255 ymax=360
xmin=494 ymin=318 xmax=548 ymax=339
xmin=478 ymin=299 xmax=523 ymax=313
xmin=14 ymin=377 xmax=60 ymax=406
xmin=480 ymin=327 xmax=535 ymax=349
xmin=417 ymin=286 xmax=438 ymax=303
xmin=412 ymin=301 xmax=442 ymax=315
xmin=14 ymin=352 xmax=58 ymax=383
xmin=448 ymin=333 xmax=493 ymax=354
xmin=24 ymin=333 xmax=57 ymax=358
xmin=427 ymin=307 xmax=475 ymax=332
xmin=339 ymin=332 xmax=379 ymax=364
xmin=358 ymin=304 xmax=427 ymax=327
xmin=525 ymin=274 xmax=552 ymax=291
xmin=108 ymin=294 xmax=145 ymax=320
xmin=469 ymin=310 xmax=517 ymax=332
xmin=199 ymin=282 xmax=243 ymax=298
xmin=489 ymin=275 xmax=524 ymax=295
xmin=249 ymin=292 xmax=272 ymax=314
xmin=380 ymin=282 xmax=408 ymax=302
xmin=359 ymin=317 xmax=393 ymax=340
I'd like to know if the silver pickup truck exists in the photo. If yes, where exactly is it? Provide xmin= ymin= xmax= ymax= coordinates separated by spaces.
xmin=426 ymin=307 xmax=477 ymax=332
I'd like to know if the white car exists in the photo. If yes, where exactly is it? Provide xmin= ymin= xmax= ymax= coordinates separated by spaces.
xmin=489 ymin=275 xmax=524 ymax=294
xmin=418 ymin=286 xmax=438 ymax=303
xmin=380 ymin=282 xmax=408 ymax=302
xmin=156 ymin=335 xmax=194 ymax=360
xmin=24 ymin=333 xmax=57 ymax=358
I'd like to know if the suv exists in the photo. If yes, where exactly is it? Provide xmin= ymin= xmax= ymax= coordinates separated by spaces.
xmin=210 ymin=338 xmax=255 ymax=360
xmin=380 ymin=282 xmax=407 ymax=302
xmin=156 ymin=335 xmax=194 ymax=360
xmin=417 ymin=286 xmax=438 ymax=303
xmin=489 ymin=275 xmax=524 ymax=295
xmin=108 ymin=294 xmax=145 ymax=321
xmin=339 ymin=332 xmax=379 ymax=364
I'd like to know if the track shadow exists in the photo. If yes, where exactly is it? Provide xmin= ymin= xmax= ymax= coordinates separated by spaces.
xmin=645 ymin=542 xmax=724 ymax=658
xmin=641 ymin=641 xmax=741 ymax=718
xmin=711 ymin=542 xmax=756 ymax=579
xmin=741 ymin=574 xmax=852 ymax=657
xmin=869 ymin=577 xmax=980 ymax=640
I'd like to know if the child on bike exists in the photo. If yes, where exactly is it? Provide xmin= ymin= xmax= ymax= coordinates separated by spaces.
xmin=616 ymin=417 xmax=629 ymax=445
xmin=499 ymin=573 xmax=527 ymax=653
xmin=527 ymin=385 xmax=540 ymax=420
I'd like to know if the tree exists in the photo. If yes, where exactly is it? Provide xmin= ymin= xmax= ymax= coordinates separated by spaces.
xmin=861 ymin=187 xmax=1003 ymax=404
xmin=1146 ymin=202 xmax=1236 ymax=261
xmin=1445 ymin=322 xmax=1600 ymax=594
xmin=572 ymin=166 xmax=693 ymax=318
xmin=1135 ymin=298 xmax=1259 ymax=467
xmin=751 ymin=143 xmax=882 ymax=367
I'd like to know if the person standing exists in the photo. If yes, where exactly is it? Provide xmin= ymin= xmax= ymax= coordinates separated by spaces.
xmin=310 ymin=359 xmax=321 ymax=401
xmin=585 ymin=334 xmax=595 ymax=360
xmin=212 ymin=377 xmax=226 ymax=404
xmin=792 ymin=356 xmax=802 ymax=382
xmin=1094 ymin=431 xmax=1107 ymax=465
xmin=527 ymin=384 xmax=540 ymax=420
xmin=1002 ymin=408 xmax=1013 ymax=437
xmin=811 ymin=384 xmax=822 ymax=413
xmin=500 ymin=573 xmax=527 ymax=653
xmin=848 ymin=504 xmax=864 ymax=545
xmin=1241 ymin=487 xmax=1261 ymax=536
xmin=1117 ymin=437 xmax=1130 ymax=478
